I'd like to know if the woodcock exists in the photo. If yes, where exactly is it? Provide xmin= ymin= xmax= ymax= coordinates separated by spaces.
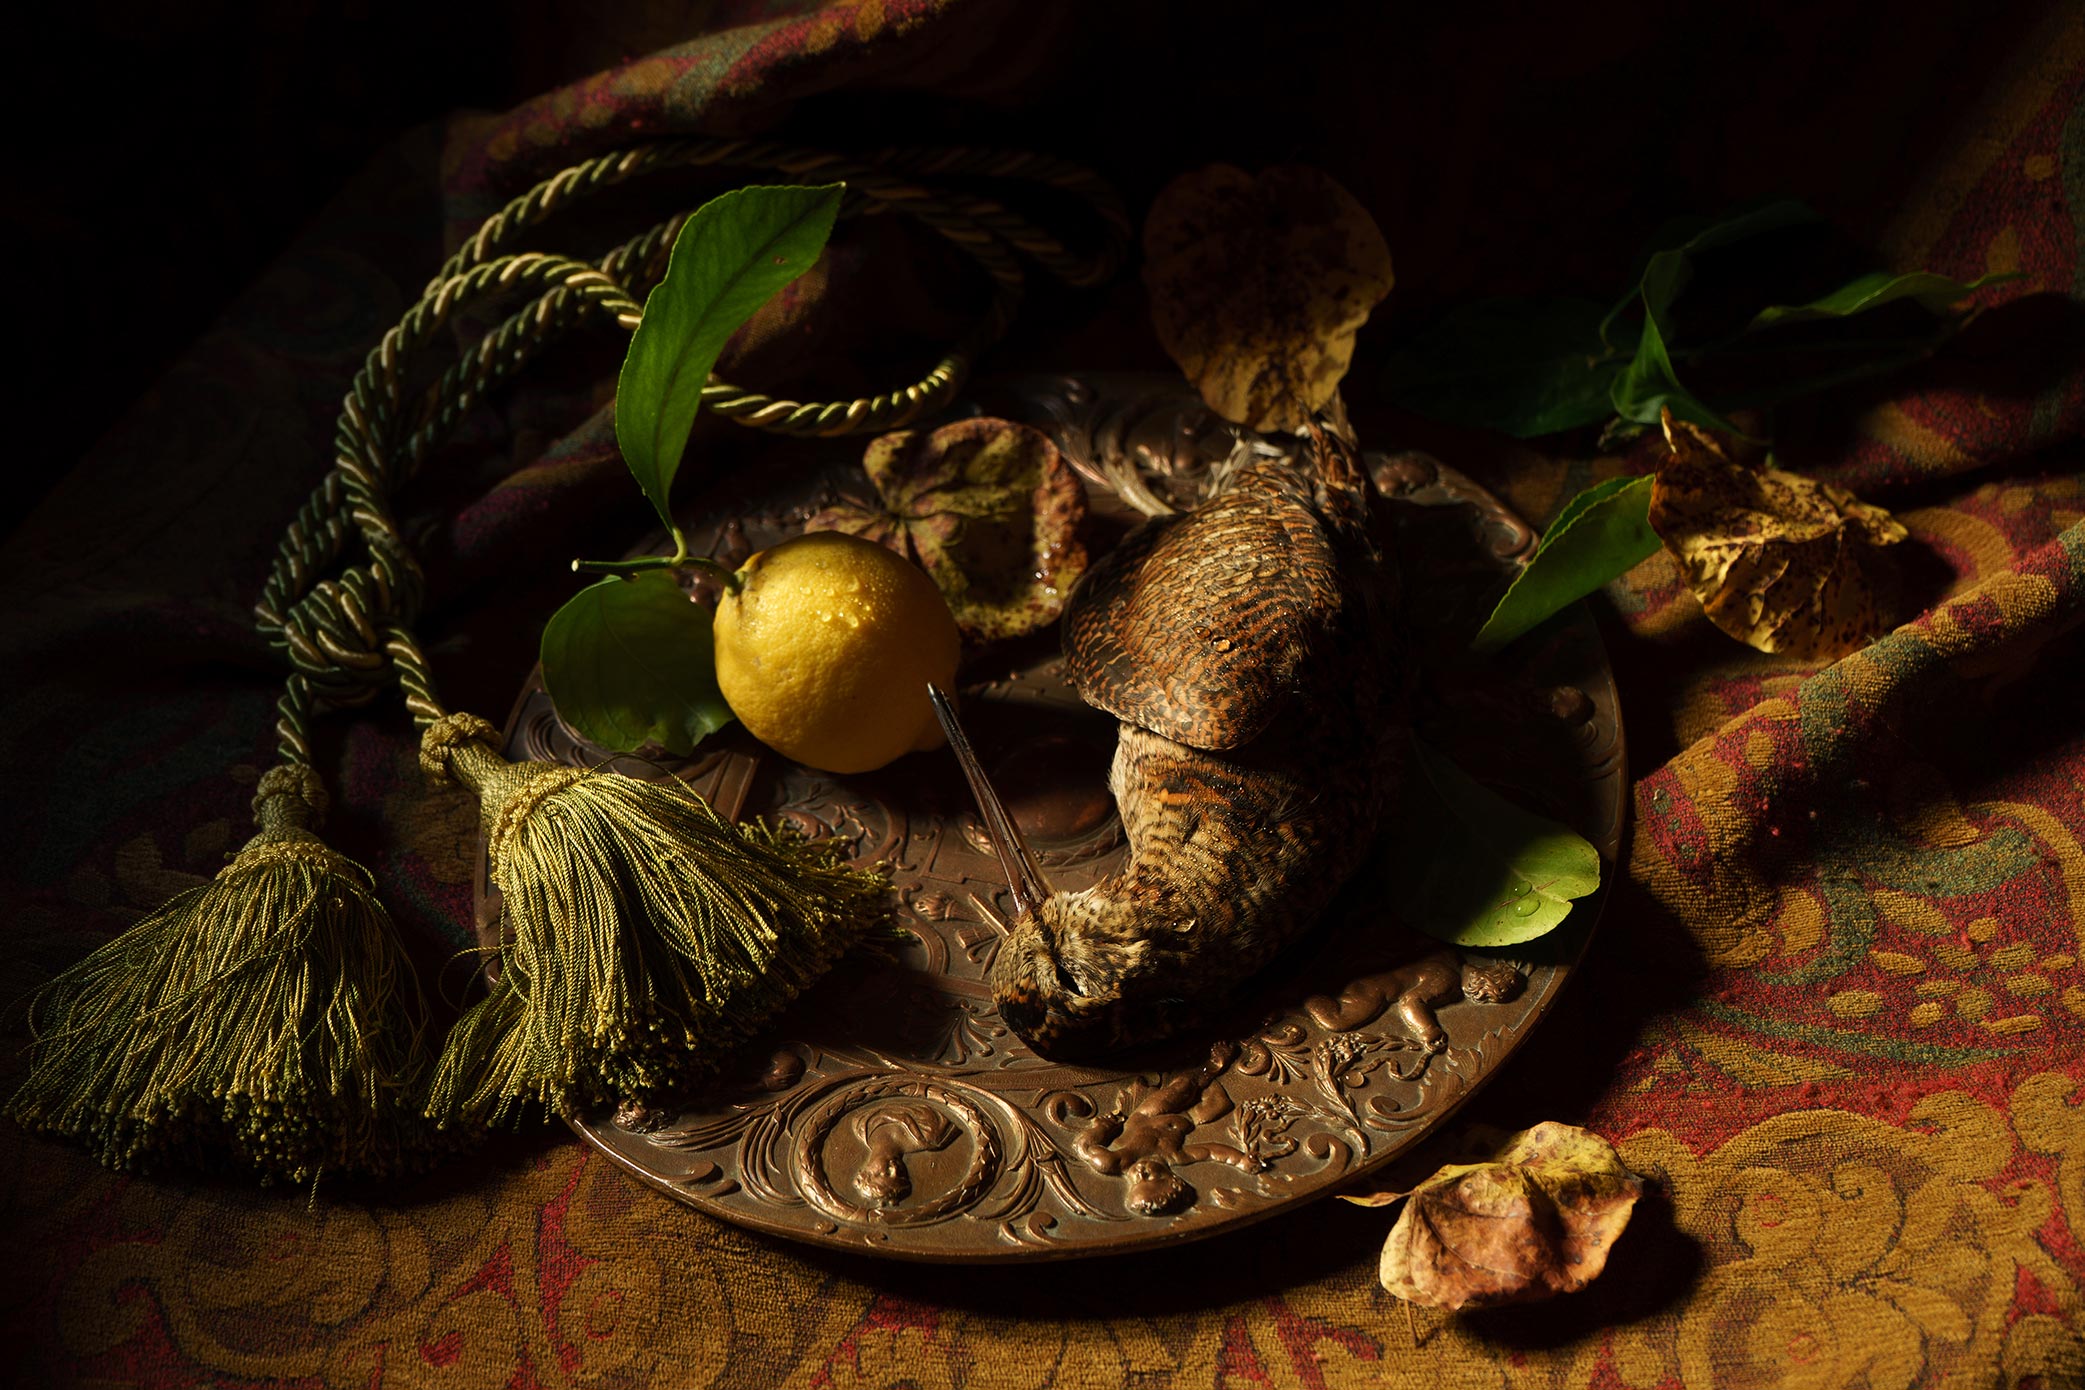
xmin=932 ymin=412 xmax=1403 ymax=1057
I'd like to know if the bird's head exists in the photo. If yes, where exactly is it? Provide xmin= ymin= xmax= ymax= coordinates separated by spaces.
xmin=987 ymin=888 xmax=1156 ymax=1055
xmin=987 ymin=903 xmax=1093 ymax=1052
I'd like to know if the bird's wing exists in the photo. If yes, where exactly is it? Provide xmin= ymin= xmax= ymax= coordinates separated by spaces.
xmin=1062 ymin=471 xmax=1343 ymax=750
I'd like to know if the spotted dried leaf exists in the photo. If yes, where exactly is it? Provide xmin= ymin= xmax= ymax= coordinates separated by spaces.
xmin=1342 ymin=1121 xmax=1643 ymax=1310
xmin=806 ymin=417 xmax=1088 ymax=643
xmin=1144 ymin=164 xmax=1394 ymax=434
xmin=1648 ymin=410 xmax=1907 ymax=659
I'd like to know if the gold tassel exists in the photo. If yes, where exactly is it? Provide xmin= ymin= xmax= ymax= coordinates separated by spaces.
xmin=420 ymin=715 xmax=892 ymax=1126
xmin=6 ymin=768 xmax=434 ymax=1183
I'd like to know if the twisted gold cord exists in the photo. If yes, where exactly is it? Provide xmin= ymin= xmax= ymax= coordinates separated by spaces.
xmin=252 ymin=139 xmax=1123 ymax=769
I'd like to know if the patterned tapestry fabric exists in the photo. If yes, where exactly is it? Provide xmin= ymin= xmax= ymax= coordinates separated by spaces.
xmin=3 ymin=3 xmax=2084 ymax=1387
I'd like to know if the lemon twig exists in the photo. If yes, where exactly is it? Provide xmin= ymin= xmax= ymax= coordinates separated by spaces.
xmin=572 ymin=527 xmax=744 ymax=593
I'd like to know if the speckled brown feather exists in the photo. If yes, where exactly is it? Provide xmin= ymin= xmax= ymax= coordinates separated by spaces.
xmin=992 ymin=429 xmax=1401 ymax=1055
xmin=1062 ymin=463 xmax=1348 ymax=751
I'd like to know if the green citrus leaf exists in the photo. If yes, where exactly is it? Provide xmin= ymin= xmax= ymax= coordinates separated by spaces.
xmin=1382 ymin=297 xmax=1633 ymax=437
xmin=1609 ymin=200 xmax=1819 ymax=436
xmin=1390 ymin=739 xmax=1601 ymax=949
xmin=1706 ymin=330 xmax=1954 ymax=410
xmin=1595 ymin=199 xmax=1820 ymax=347
xmin=1610 ymin=251 xmax=1747 ymax=435
xmin=1605 ymin=203 xmax=2010 ymax=433
xmin=1666 ymin=197 xmax=1822 ymax=255
xmin=540 ymin=572 xmax=733 ymax=756
xmin=1471 ymin=475 xmax=1658 ymax=654
xmin=1535 ymin=474 xmax=1639 ymax=550
xmin=1399 ymin=198 xmax=2001 ymax=452
xmin=1749 ymin=269 xmax=2019 ymax=327
xmin=1609 ymin=302 xmax=1745 ymax=434
xmin=615 ymin=183 xmax=842 ymax=529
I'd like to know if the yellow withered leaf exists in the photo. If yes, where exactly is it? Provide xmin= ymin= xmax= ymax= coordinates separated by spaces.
xmin=1143 ymin=164 xmax=1393 ymax=434
xmin=1649 ymin=410 xmax=1907 ymax=659
xmin=1342 ymin=1121 xmax=1643 ymax=1311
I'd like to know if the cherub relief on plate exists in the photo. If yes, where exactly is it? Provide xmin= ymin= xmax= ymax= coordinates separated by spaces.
xmin=1303 ymin=947 xmax=1522 ymax=1050
xmin=1075 ymin=1040 xmax=1260 ymax=1215
xmin=851 ymin=1102 xmax=960 ymax=1207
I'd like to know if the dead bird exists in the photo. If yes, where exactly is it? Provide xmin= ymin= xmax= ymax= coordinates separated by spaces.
xmin=932 ymin=411 xmax=1403 ymax=1056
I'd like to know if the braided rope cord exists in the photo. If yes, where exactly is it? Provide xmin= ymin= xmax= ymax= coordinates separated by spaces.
xmin=249 ymin=139 xmax=1124 ymax=769
xmin=254 ymin=142 xmax=1126 ymax=639
xmin=255 ymin=223 xmax=683 ymax=638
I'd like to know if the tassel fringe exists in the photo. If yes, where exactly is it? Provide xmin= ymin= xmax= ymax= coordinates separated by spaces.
xmin=423 ymin=716 xmax=892 ymax=1126
xmin=5 ymin=768 xmax=434 ymax=1183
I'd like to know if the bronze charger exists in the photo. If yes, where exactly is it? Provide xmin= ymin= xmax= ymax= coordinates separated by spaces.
xmin=474 ymin=374 xmax=1625 ymax=1262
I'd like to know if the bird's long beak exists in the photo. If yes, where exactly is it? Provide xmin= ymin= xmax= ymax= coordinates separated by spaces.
xmin=927 ymin=683 xmax=1052 ymax=918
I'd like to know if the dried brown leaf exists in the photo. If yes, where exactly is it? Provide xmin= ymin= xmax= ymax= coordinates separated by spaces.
xmin=806 ymin=417 xmax=1088 ymax=643
xmin=1144 ymin=164 xmax=1393 ymax=434
xmin=1344 ymin=1121 xmax=1643 ymax=1311
xmin=1649 ymin=410 xmax=1907 ymax=660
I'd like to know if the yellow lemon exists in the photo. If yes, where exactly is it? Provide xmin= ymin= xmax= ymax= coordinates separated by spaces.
xmin=714 ymin=530 xmax=961 ymax=774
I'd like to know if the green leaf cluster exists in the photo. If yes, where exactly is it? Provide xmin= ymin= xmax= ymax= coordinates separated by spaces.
xmin=542 ymin=184 xmax=843 ymax=755
xmin=1384 ymin=199 xmax=2013 ymax=440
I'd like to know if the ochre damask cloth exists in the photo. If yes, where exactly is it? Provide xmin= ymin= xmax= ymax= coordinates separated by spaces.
xmin=4 ymin=2 xmax=2085 ymax=1387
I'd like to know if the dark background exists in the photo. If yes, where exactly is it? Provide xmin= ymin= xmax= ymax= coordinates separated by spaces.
xmin=7 ymin=0 xmax=2048 ymax=538
xmin=8 ymin=2 xmax=514 ymax=536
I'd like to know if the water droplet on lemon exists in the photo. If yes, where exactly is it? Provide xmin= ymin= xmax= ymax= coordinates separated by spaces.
xmin=714 ymin=531 xmax=960 ymax=774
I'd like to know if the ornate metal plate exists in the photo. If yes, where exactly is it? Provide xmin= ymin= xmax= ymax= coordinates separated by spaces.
xmin=478 ymin=374 xmax=1625 ymax=1263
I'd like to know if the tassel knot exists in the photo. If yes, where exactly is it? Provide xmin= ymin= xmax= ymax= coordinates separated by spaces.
xmin=252 ymin=764 xmax=329 ymax=832
xmin=419 ymin=712 xmax=501 ymax=783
